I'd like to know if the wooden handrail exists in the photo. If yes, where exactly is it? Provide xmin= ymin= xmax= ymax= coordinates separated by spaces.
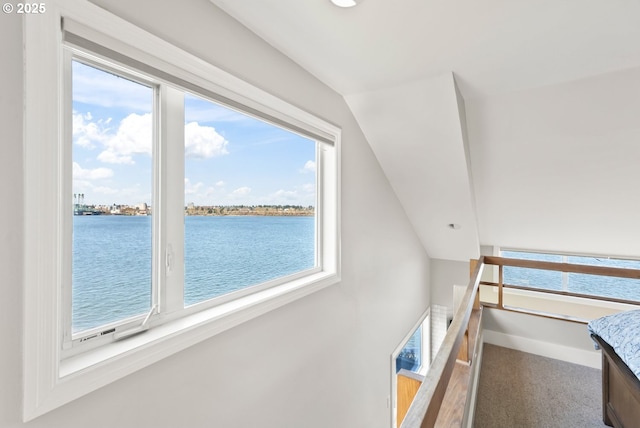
xmin=484 ymin=256 xmax=640 ymax=310
xmin=401 ymin=254 xmax=640 ymax=428
xmin=484 ymin=256 xmax=640 ymax=279
xmin=400 ymin=257 xmax=484 ymax=428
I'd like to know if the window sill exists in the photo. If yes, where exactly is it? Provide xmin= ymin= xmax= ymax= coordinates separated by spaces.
xmin=61 ymin=271 xmax=338 ymax=377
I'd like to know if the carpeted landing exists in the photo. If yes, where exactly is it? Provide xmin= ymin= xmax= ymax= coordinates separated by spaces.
xmin=474 ymin=344 xmax=607 ymax=428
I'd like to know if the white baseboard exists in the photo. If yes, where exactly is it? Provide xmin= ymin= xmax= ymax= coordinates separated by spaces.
xmin=483 ymin=329 xmax=601 ymax=369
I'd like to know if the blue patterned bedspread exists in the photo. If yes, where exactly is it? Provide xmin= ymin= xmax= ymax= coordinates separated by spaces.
xmin=588 ymin=309 xmax=640 ymax=380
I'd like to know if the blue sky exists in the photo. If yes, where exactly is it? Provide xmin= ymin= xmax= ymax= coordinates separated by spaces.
xmin=72 ymin=60 xmax=316 ymax=207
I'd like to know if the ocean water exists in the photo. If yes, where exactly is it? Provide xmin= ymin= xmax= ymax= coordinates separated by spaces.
xmin=73 ymin=215 xmax=315 ymax=333
xmin=502 ymin=250 xmax=640 ymax=302
xmin=184 ymin=216 xmax=315 ymax=305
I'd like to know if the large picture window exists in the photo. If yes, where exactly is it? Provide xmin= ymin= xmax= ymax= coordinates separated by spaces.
xmin=23 ymin=2 xmax=340 ymax=420
xmin=67 ymin=55 xmax=323 ymax=343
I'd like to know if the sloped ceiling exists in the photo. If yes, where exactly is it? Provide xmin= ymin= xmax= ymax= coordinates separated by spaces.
xmin=346 ymin=73 xmax=479 ymax=261
xmin=210 ymin=0 xmax=640 ymax=259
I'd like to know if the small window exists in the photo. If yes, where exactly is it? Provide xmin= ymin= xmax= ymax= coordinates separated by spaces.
xmin=396 ymin=326 xmax=423 ymax=373
xmin=391 ymin=309 xmax=431 ymax=428
xmin=501 ymin=249 xmax=640 ymax=302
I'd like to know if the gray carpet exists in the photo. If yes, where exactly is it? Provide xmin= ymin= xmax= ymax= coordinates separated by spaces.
xmin=474 ymin=344 xmax=607 ymax=428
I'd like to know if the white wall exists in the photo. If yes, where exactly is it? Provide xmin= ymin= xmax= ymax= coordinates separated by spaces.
xmin=430 ymin=259 xmax=471 ymax=315
xmin=467 ymin=67 xmax=640 ymax=258
xmin=483 ymin=309 xmax=600 ymax=368
xmin=0 ymin=2 xmax=431 ymax=427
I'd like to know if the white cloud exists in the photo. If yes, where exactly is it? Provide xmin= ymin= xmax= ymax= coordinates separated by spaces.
xmin=73 ymin=162 xmax=114 ymax=180
xmin=301 ymin=183 xmax=316 ymax=193
xmin=73 ymin=112 xmax=111 ymax=148
xmin=184 ymin=178 xmax=227 ymax=205
xmin=300 ymin=160 xmax=316 ymax=173
xmin=74 ymin=111 xmax=153 ymax=165
xmin=271 ymin=189 xmax=299 ymax=201
xmin=97 ymin=151 xmax=129 ymax=164
xmin=73 ymin=180 xmax=92 ymax=194
xmin=185 ymin=122 xmax=229 ymax=159
xmin=184 ymin=178 xmax=204 ymax=195
xmin=98 ymin=113 xmax=153 ymax=164
xmin=263 ymin=184 xmax=315 ymax=206
xmin=92 ymin=186 xmax=120 ymax=195
xmin=232 ymin=186 xmax=251 ymax=197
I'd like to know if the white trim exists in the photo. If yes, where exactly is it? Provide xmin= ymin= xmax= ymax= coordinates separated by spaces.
xmin=23 ymin=2 xmax=65 ymax=421
xmin=160 ymin=85 xmax=185 ymax=314
xmin=23 ymin=0 xmax=341 ymax=421
xmin=483 ymin=330 xmax=600 ymax=369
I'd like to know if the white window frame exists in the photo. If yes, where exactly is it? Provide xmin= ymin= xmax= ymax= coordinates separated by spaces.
xmin=23 ymin=0 xmax=341 ymax=421
xmin=390 ymin=308 xmax=431 ymax=428
xmin=62 ymin=51 xmax=162 ymax=351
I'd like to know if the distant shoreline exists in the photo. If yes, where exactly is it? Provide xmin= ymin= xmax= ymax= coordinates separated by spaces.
xmin=75 ymin=204 xmax=315 ymax=217
xmin=185 ymin=212 xmax=314 ymax=217
xmin=185 ymin=205 xmax=314 ymax=217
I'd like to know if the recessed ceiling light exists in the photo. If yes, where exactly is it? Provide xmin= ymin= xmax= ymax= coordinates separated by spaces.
xmin=331 ymin=0 xmax=361 ymax=7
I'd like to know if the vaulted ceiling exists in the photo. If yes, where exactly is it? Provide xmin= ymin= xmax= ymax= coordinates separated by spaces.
xmin=210 ymin=0 xmax=640 ymax=260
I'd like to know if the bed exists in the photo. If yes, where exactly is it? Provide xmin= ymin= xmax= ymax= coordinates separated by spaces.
xmin=588 ymin=310 xmax=640 ymax=428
